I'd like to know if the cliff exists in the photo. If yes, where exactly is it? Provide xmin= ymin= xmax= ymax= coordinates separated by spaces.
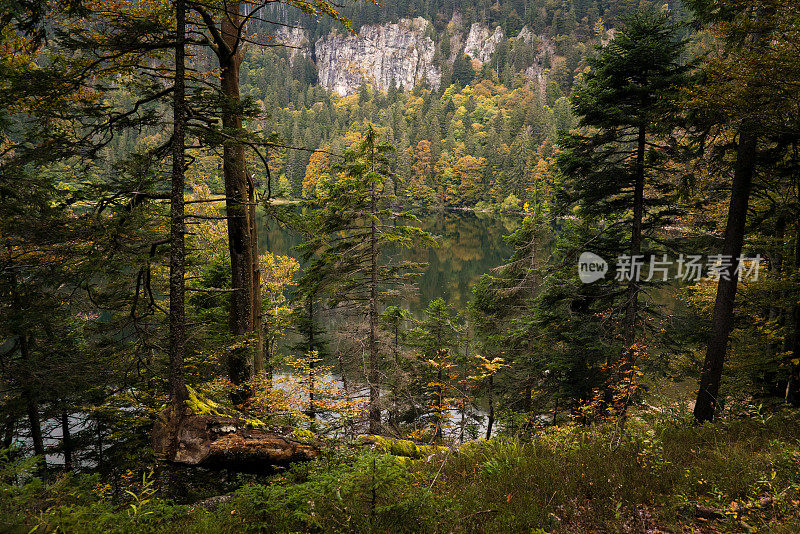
xmin=315 ymin=17 xmax=441 ymax=96
xmin=273 ymin=18 xmax=552 ymax=96
xmin=463 ymin=23 xmax=504 ymax=63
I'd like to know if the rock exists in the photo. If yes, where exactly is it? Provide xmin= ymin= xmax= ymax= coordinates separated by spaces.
xmin=463 ymin=23 xmax=504 ymax=63
xmin=193 ymin=494 xmax=234 ymax=511
xmin=274 ymin=25 xmax=310 ymax=64
xmin=515 ymin=26 xmax=554 ymax=87
xmin=315 ymin=17 xmax=441 ymax=96
xmin=694 ymin=504 xmax=725 ymax=520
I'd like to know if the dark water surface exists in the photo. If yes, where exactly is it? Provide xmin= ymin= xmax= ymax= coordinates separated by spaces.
xmin=258 ymin=209 xmax=522 ymax=312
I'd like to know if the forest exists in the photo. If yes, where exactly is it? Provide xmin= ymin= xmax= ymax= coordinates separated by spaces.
xmin=1 ymin=0 xmax=800 ymax=532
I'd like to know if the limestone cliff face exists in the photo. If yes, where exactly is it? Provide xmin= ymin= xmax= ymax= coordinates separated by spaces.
xmin=275 ymin=26 xmax=310 ymax=64
xmin=278 ymin=17 xmax=552 ymax=96
xmin=315 ymin=17 xmax=441 ymax=96
xmin=463 ymin=23 xmax=504 ymax=63
xmin=516 ymin=26 xmax=555 ymax=86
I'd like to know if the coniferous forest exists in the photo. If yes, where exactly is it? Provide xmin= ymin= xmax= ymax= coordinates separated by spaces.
xmin=2 ymin=0 xmax=800 ymax=532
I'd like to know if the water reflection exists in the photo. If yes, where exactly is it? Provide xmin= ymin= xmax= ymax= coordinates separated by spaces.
xmin=259 ymin=208 xmax=521 ymax=312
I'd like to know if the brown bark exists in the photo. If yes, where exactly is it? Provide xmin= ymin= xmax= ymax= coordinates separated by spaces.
xmin=8 ymin=252 xmax=45 ymax=463
xmin=24 ymin=382 xmax=44 ymax=459
xmin=251 ymin=186 xmax=264 ymax=374
xmin=307 ymin=296 xmax=316 ymax=421
xmin=169 ymin=0 xmax=189 ymax=408
xmin=152 ymin=412 xmax=318 ymax=469
xmin=434 ymin=367 xmax=443 ymax=442
xmin=61 ymin=410 xmax=72 ymax=471
xmin=694 ymin=128 xmax=757 ymax=422
xmin=787 ymin=229 xmax=800 ymax=405
xmin=1 ymin=416 xmax=13 ymax=449
xmin=216 ymin=2 xmax=263 ymax=396
xmin=485 ymin=374 xmax=495 ymax=440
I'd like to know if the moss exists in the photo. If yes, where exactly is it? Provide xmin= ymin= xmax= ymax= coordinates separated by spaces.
xmin=185 ymin=386 xmax=265 ymax=427
xmin=290 ymin=428 xmax=319 ymax=443
xmin=186 ymin=386 xmax=225 ymax=416
xmin=362 ymin=435 xmax=442 ymax=458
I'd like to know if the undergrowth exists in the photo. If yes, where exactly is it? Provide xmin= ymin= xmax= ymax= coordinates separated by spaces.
xmin=2 ymin=409 xmax=799 ymax=533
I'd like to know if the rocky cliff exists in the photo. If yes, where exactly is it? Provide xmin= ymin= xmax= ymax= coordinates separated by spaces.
xmin=273 ymin=17 xmax=552 ymax=96
xmin=275 ymin=26 xmax=310 ymax=64
xmin=314 ymin=17 xmax=441 ymax=96
xmin=463 ymin=23 xmax=504 ymax=63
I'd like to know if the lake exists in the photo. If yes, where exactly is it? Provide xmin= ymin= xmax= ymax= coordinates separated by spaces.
xmin=259 ymin=208 xmax=522 ymax=313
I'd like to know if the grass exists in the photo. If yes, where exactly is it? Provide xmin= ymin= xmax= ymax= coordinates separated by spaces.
xmin=2 ymin=409 xmax=799 ymax=533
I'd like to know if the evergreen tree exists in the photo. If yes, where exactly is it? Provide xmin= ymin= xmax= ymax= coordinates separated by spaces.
xmin=556 ymin=8 xmax=688 ymax=369
xmin=297 ymin=126 xmax=434 ymax=433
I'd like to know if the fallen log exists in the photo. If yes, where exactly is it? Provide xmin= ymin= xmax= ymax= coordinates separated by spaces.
xmin=357 ymin=435 xmax=448 ymax=458
xmin=152 ymin=405 xmax=318 ymax=470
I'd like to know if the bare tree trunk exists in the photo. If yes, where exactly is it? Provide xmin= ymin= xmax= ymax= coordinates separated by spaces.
xmin=1 ymin=416 xmax=14 ymax=449
xmin=523 ymin=379 xmax=532 ymax=418
xmin=22 ymin=335 xmax=44 ymax=459
xmin=787 ymin=228 xmax=800 ymax=405
xmin=552 ymin=395 xmax=559 ymax=426
xmin=219 ymin=2 xmax=259 ymax=399
xmin=434 ymin=367 xmax=443 ymax=442
xmin=694 ymin=129 xmax=757 ymax=422
xmin=95 ymin=415 xmax=103 ymax=469
xmin=307 ymin=296 xmax=316 ymax=422
xmin=485 ymin=374 xmax=494 ymax=440
xmin=8 ymin=254 xmax=45 ymax=464
xmin=168 ymin=0 xmax=188 ymax=408
xmin=26 ymin=400 xmax=44 ymax=460
xmin=251 ymin=188 xmax=263 ymax=374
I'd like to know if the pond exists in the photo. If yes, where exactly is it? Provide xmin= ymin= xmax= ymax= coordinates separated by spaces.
xmin=259 ymin=208 xmax=522 ymax=313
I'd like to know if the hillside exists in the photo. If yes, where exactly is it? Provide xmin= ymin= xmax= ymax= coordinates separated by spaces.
xmin=217 ymin=1 xmax=689 ymax=205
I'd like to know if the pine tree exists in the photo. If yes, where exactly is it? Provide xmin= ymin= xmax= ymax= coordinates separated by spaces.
xmin=297 ymin=126 xmax=434 ymax=433
xmin=557 ymin=8 xmax=688 ymax=365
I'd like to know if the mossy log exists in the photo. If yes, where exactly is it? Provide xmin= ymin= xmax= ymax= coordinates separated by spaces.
xmin=152 ymin=406 xmax=318 ymax=470
xmin=358 ymin=435 xmax=448 ymax=458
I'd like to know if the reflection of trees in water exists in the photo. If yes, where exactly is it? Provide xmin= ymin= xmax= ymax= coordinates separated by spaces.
xmin=415 ymin=211 xmax=519 ymax=310
xmin=258 ymin=208 xmax=520 ymax=313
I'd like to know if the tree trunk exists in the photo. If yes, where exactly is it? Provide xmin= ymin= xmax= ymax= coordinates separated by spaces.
xmin=434 ymin=367 xmax=443 ymax=442
xmin=787 ymin=229 xmax=800 ymax=405
xmin=1 ymin=416 xmax=14 ymax=449
xmin=485 ymin=374 xmax=494 ymax=440
xmin=694 ymin=128 xmax=757 ymax=422
xmin=623 ymin=123 xmax=646 ymax=349
xmin=169 ymin=0 xmax=189 ymax=408
xmin=307 ymin=296 xmax=316 ymax=422
xmin=251 ymin=185 xmax=263 ymax=374
xmin=218 ymin=2 xmax=260 ymax=399
xmin=95 ymin=415 xmax=103 ymax=469
xmin=8 ymin=248 xmax=45 ymax=463
xmin=23 ymin=345 xmax=44 ymax=459
xmin=152 ymin=414 xmax=318 ymax=469
xmin=368 ymin=141 xmax=380 ymax=434
xmin=61 ymin=410 xmax=72 ymax=471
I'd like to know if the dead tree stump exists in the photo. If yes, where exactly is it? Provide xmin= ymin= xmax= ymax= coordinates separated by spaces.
xmin=152 ymin=408 xmax=318 ymax=470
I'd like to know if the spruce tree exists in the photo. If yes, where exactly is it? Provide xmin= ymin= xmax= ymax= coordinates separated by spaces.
xmin=297 ymin=126 xmax=434 ymax=433
xmin=556 ymin=8 xmax=688 ymax=367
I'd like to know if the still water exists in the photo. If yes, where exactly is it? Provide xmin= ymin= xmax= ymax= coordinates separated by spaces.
xmin=259 ymin=209 xmax=522 ymax=312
